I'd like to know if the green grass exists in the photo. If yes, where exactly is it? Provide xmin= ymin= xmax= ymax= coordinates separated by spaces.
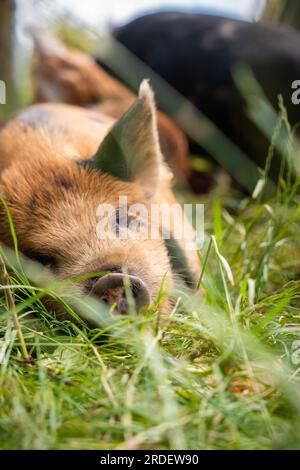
xmin=0 ymin=176 xmax=299 ymax=450
xmin=0 ymin=127 xmax=300 ymax=449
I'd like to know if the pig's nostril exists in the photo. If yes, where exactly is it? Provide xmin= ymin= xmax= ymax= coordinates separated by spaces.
xmin=117 ymin=297 xmax=129 ymax=314
xmin=130 ymin=277 xmax=151 ymax=311
xmin=91 ymin=273 xmax=150 ymax=314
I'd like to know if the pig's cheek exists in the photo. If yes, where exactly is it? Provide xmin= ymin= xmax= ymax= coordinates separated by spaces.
xmin=159 ymin=299 xmax=172 ymax=315
xmin=41 ymin=295 xmax=71 ymax=321
xmin=153 ymin=300 xmax=173 ymax=329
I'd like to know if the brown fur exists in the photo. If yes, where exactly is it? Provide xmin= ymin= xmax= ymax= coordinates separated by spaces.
xmin=0 ymin=85 xmax=200 ymax=317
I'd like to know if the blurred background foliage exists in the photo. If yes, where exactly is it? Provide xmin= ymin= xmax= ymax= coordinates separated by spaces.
xmin=1 ymin=0 xmax=300 ymax=125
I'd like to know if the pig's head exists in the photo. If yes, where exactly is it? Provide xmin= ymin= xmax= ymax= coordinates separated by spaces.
xmin=0 ymin=82 xmax=194 ymax=317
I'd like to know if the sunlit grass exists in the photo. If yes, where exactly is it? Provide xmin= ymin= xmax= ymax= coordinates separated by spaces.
xmin=0 ymin=160 xmax=299 ymax=449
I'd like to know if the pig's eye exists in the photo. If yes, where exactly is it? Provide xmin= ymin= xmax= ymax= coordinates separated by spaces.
xmin=115 ymin=210 xmax=132 ymax=228
xmin=115 ymin=210 xmax=144 ymax=228
xmin=23 ymin=250 xmax=58 ymax=268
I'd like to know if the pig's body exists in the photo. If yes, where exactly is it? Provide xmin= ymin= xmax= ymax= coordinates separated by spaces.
xmin=0 ymin=84 xmax=200 ymax=317
xmin=0 ymin=104 xmax=114 ymax=172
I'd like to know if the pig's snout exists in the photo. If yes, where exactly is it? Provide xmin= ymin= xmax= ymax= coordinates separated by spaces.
xmin=91 ymin=273 xmax=150 ymax=314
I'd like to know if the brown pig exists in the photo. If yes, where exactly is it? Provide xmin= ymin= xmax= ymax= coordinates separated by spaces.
xmin=0 ymin=81 xmax=200 ymax=318
xmin=32 ymin=31 xmax=191 ymax=186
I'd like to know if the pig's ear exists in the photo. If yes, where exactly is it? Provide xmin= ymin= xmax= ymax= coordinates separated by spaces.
xmin=85 ymin=80 xmax=162 ymax=197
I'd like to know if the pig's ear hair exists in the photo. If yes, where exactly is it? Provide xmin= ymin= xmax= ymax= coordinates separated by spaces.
xmin=84 ymin=80 xmax=162 ymax=197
